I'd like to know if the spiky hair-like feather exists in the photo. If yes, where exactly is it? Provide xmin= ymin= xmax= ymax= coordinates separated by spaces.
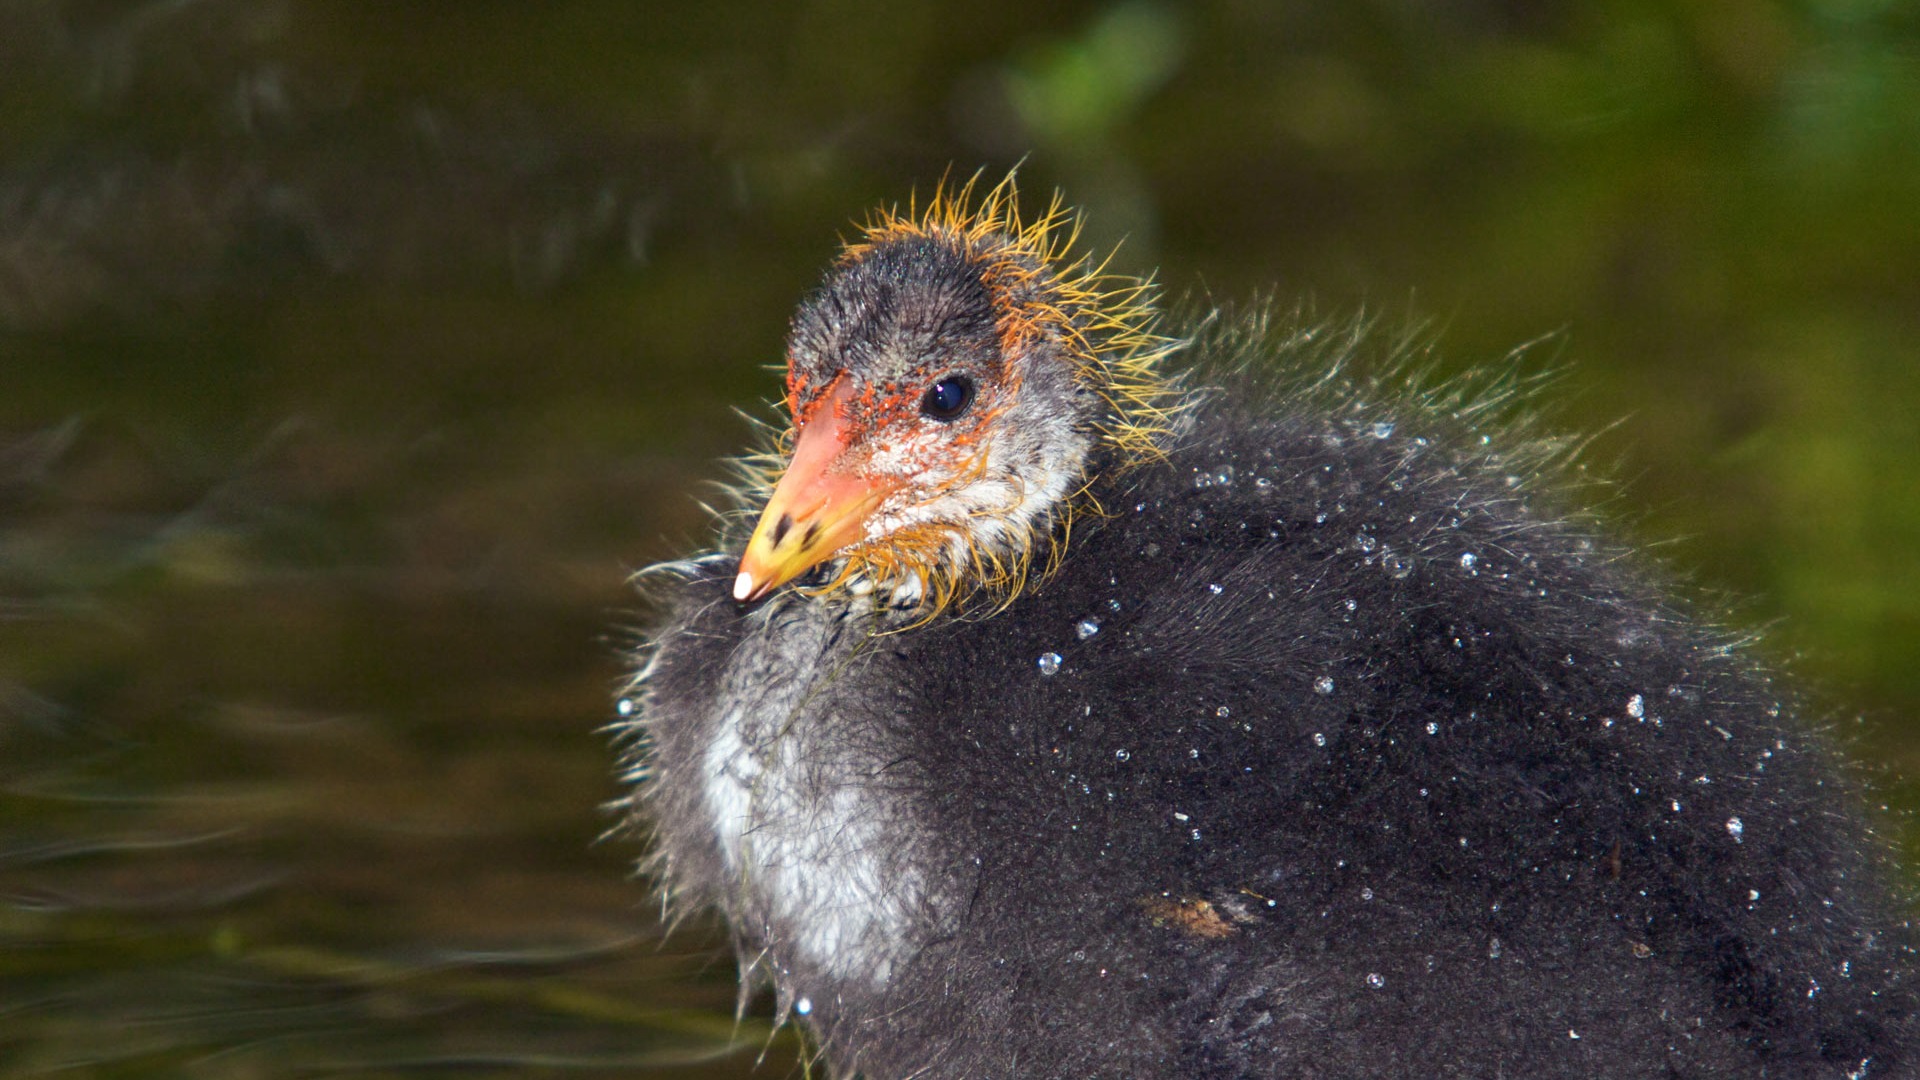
xmin=735 ymin=172 xmax=1191 ymax=618
xmin=841 ymin=171 xmax=1186 ymax=467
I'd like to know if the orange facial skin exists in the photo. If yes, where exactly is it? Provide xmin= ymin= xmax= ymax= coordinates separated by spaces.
xmin=735 ymin=376 xmax=900 ymax=602
xmin=734 ymin=364 xmax=999 ymax=604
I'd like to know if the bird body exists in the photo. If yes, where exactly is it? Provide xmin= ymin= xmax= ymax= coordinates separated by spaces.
xmin=623 ymin=181 xmax=1916 ymax=1078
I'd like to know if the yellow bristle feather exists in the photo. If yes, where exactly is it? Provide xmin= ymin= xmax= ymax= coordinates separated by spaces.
xmin=752 ymin=173 xmax=1189 ymax=618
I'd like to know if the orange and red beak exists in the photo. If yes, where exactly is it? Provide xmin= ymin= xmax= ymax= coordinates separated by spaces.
xmin=733 ymin=378 xmax=900 ymax=602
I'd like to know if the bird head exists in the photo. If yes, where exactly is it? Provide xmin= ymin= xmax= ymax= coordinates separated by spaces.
xmin=732 ymin=177 xmax=1182 ymax=613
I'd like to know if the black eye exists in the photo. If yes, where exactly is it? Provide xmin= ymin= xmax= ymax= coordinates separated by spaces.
xmin=920 ymin=375 xmax=975 ymax=421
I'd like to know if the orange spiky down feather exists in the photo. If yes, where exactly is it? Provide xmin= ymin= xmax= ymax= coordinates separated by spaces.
xmin=744 ymin=174 xmax=1190 ymax=618
xmin=841 ymin=173 xmax=1185 ymax=466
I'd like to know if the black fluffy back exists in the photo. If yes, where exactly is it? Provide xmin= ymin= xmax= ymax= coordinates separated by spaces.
xmin=635 ymin=319 xmax=1918 ymax=1078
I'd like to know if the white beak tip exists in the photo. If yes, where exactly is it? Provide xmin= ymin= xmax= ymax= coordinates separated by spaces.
xmin=732 ymin=571 xmax=757 ymax=602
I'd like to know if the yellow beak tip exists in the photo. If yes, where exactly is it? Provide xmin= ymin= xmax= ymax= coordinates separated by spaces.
xmin=732 ymin=570 xmax=758 ymax=602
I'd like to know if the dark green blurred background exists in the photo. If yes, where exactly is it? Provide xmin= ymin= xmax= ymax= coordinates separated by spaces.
xmin=2 ymin=1 xmax=1915 ymax=1075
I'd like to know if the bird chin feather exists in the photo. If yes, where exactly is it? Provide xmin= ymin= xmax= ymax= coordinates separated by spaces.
xmin=809 ymin=423 xmax=1092 ymax=618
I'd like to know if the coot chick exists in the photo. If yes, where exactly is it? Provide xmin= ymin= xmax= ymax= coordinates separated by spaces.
xmin=620 ymin=178 xmax=1916 ymax=1078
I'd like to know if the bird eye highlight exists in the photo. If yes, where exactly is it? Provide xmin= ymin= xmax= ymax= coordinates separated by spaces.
xmin=920 ymin=375 xmax=974 ymax=421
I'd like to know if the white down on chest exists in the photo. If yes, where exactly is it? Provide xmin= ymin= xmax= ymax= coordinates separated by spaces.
xmin=702 ymin=600 xmax=921 ymax=987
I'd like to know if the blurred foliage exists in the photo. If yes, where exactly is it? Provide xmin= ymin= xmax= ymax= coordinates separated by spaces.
xmin=0 ymin=0 xmax=1916 ymax=1075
